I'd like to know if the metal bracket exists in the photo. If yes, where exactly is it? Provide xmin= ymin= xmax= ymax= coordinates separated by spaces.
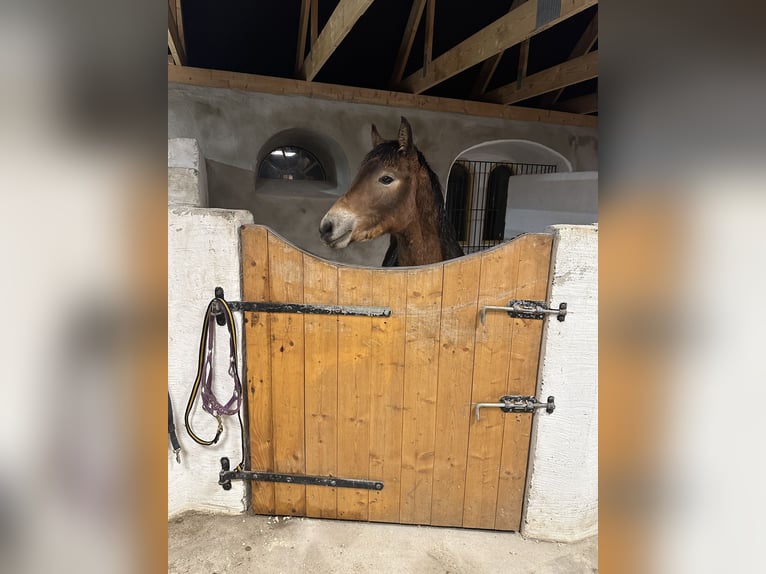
xmin=218 ymin=457 xmax=384 ymax=491
xmin=212 ymin=287 xmax=391 ymax=323
xmin=474 ymin=395 xmax=556 ymax=422
xmin=480 ymin=300 xmax=567 ymax=324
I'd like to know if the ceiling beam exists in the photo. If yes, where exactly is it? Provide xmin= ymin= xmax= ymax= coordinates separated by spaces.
xmin=484 ymin=49 xmax=598 ymax=105
xmin=516 ymin=39 xmax=530 ymax=86
xmin=399 ymin=0 xmax=597 ymax=94
xmin=553 ymin=92 xmax=597 ymax=114
xmin=310 ymin=0 xmax=319 ymax=45
xmin=169 ymin=64 xmax=597 ymax=128
xmin=540 ymin=11 xmax=597 ymax=106
xmin=469 ymin=0 xmax=527 ymax=98
xmin=295 ymin=0 xmax=311 ymax=75
xmin=168 ymin=2 xmax=186 ymax=66
xmin=423 ymin=0 xmax=435 ymax=74
xmin=390 ymin=0 xmax=427 ymax=86
xmin=299 ymin=0 xmax=376 ymax=81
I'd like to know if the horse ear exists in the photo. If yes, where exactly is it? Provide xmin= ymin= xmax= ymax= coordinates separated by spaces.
xmin=371 ymin=124 xmax=385 ymax=148
xmin=398 ymin=116 xmax=413 ymax=154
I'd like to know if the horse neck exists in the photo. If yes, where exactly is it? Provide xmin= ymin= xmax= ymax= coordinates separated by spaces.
xmin=394 ymin=171 xmax=445 ymax=266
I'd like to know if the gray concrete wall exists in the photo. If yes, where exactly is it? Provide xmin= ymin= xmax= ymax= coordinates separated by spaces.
xmin=505 ymin=172 xmax=598 ymax=238
xmin=168 ymin=83 xmax=597 ymax=266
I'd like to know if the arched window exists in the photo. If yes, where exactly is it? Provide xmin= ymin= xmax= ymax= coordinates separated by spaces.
xmin=258 ymin=146 xmax=326 ymax=181
xmin=483 ymin=166 xmax=512 ymax=241
xmin=446 ymin=163 xmax=470 ymax=242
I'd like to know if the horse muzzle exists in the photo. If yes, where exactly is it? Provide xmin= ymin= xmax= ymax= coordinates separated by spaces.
xmin=319 ymin=208 xmax=356 ymax=249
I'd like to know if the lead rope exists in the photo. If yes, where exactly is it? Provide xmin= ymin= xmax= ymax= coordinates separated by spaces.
xmin=184 ymin=297 xmax=246 ymax=471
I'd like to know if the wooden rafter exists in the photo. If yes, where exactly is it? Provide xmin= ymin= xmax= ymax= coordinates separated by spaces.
xmin=295 ymin=0 xmax=311 ymax=74
xmin=169 ymin=64 xmax=598 ymax=128
xmin=470 ymin=0 xmax=527 ymax=98
xmin=399 ymin=0 xmax=597 ymax=94
xmin=423 ymin=0 xmax=435 ymax=74
xmin=168 ymin=2 xmax=186 ymax=66
xmin=540 ymin=11 xmax=597 ymax=106
xmin=299 ymin=0 xmax=375 ymax=81
xmin=390 ymin=0 xmax=427 ymax=86
xmin=554 ymin=92 xmax=597 ymax=114
xmin=484 ymin=50 xmax=598 ymax=105
xmin=310 ymin=0 xmax=318 ymax=45
xmin=516 ymin=39 xmax=530 ymax=86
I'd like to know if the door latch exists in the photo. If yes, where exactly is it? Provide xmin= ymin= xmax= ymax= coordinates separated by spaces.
xmin=474 ymin=395 xmax=556 ymax=422
xmin=480 ymin=300 xmax=567 ymax=324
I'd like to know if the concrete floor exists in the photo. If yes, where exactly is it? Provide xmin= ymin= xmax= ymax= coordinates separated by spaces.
xmin=168 ymin=512 xmax=597 ymax=574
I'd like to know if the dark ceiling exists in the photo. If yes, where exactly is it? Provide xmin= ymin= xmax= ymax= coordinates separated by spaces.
xmin=173 ymin=0 xmax=598 ymax=114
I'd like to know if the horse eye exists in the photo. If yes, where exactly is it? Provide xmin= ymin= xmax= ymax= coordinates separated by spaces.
xmin=379 ymin=175 xmax=394 ymax=185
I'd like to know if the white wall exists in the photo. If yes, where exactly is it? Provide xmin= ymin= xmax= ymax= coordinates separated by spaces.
xmin=505 ymin=172 xmax=598 ymax=238
xmin=168 ymin=139 xmax=251 ymax=517
xmin=522 ymin=224 xmax=598 ymax=542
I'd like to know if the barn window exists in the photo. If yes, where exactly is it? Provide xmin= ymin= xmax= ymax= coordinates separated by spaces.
xmin=482 ymin=166 xmax=512 ymax=241
xmin=258 ymin=146 xmax=326 ymax=181
xmin=445 ymin=163 xmax=470 ymax=242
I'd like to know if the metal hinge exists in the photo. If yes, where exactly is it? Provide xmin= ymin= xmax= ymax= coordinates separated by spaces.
xmin=474 ymin=395 xmax=556 ymax=422
xmin=218 ymin=457 xmax=384 ymax=491
xmin=480 ymin=300 xmax=567 ymax=324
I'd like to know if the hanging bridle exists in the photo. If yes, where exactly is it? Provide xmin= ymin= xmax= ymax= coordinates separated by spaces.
xmin=183 ymin=296 xmax=245 ymax=469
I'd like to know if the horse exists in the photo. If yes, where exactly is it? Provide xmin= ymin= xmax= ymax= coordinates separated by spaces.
xmin=319 ymin=117 xmax=464 ymax=267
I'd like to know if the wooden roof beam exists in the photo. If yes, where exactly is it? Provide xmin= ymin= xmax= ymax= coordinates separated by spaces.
xmin=295 ymin=0 xmax=311 ymax=75
xmin=484 ymin=50 xmax=597 ymax=105
xmin=168 ymin=2 xmax=186 ymax=66
xmin=390 ymin=0 xmax=427 ymax=86
xmin=169 ymin=64 xmax=598 ymax=128
xmin=299 ymin=0 xmax=376 ymax=81
xmin=398 ymin=0 xmax=597 ymax=94
xmin=540 ymin=11 xmax=597 ymax=106
xmin=553 ymin=93 xmax=598 ymax=114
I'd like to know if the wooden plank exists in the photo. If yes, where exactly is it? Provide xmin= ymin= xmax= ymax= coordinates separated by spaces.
xmin=541 ymin=11 xmax=598 ymax=106
xmin=399 ymin=0 xmax=597 ymax=94
xmin=423 ymin=0 xmax=435 ymax=74
xmin=399 ymin=266 xmax=443 ymax=524
xmin=516 ymin=39 xmax=530 ymax=87
xmin=462 ymin=240 xmax=522 ymax=529
xmin=302 ymin=256 xmax=339 ymax=519
xmin=390 ymin=0 xmax=427 ymax=86
xmin=310 ymin=0 xmax=318 ymax=45
xmin=295 ymin=0 xmax=311 ymax=75
xmin=430 ymin=257 xmax=481 ymax=526
xmin=169 ymin=64 xmax=598 ymax=128
xmin=336 ymin=267 xmax=374 ymax=520
xmin=241 ymin=226 xmax=275 ymax=514
xmin=484 ymin=50 xmax=598 ymax=105
xmin=167 ymin=3 xmax=186 ymax=66
xmin=175 ymin=0 xmax=186 ymax=53
xmin=554 ymin=92 xmax=598 ymax=114
xmin=300 ymin=0 xmax=376 ymax=81
xmin=267 ymin=232 xmax=306 ymax=516
xmin=495 ymin=234 xmax=552 ymax=531
xmin=368 ymin=271 xmax=408 ymax=523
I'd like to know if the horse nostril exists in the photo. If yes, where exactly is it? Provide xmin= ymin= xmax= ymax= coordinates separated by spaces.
xmin=320 ymin=219 xmax=333 ymax=236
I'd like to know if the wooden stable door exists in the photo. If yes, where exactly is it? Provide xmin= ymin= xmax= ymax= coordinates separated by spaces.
xmin=241 ymin=225 xmax=552 ymax=531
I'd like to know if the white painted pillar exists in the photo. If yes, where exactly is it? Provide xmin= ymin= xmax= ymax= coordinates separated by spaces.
xmin=168 ymin=138 xmax=208 ymax=207
xmin=522 ymin=224 xmax=598 ymax=542
xmin=167 ymin=138 xmax=253 ymax=516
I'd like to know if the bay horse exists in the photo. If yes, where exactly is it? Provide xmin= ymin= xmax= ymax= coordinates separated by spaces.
xmin=319 ymin=117 xmax=464 ymax=266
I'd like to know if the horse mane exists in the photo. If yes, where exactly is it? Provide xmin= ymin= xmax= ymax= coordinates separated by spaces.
xmin=369 ymin=142 xmax=464 ymax=264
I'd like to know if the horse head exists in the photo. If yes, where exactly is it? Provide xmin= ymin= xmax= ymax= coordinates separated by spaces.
xmin=319 ymin=117 xmax=421 ymax=249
